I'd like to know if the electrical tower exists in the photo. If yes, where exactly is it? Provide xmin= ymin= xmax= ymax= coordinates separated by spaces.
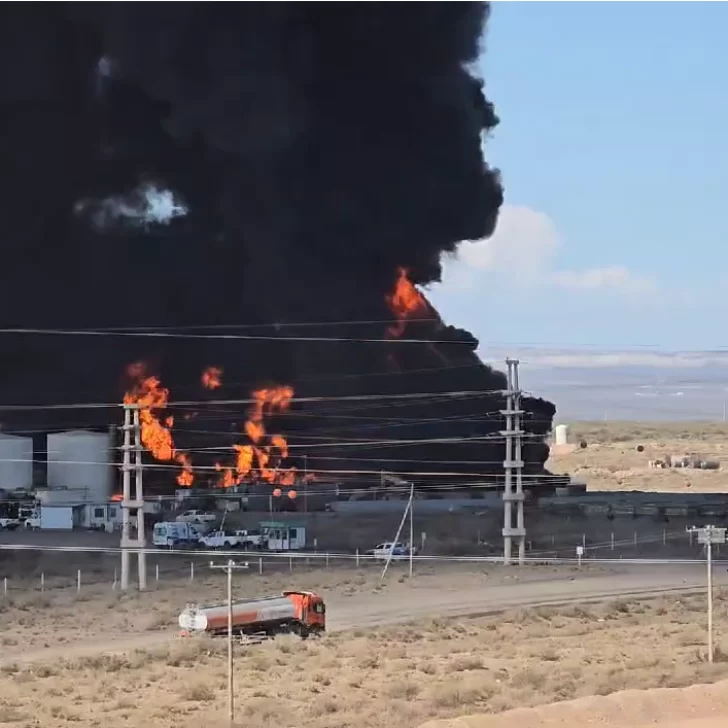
xmin=501 ymin=358 xmax=526 ymax=565
xmin=120 ymin=404 xmax=147 ymax=590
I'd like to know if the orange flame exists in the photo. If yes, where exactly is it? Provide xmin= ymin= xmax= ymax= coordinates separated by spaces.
xmin=123 ymin=362 xmax=194 ymax=487
xmin=175 ymin=452 xmax=194 ymax=486
xmin=201 ymin=366 xmax=222 ymax=390
xmin=215 ymin=462 xmax=237 ymax=488
xmin=216 ymin=385 xmax=298 ymax=489
xmin=385 ymin=267 xmax=428 ymax=337
xmin=245 ymin=420 xmax=265 ymax=443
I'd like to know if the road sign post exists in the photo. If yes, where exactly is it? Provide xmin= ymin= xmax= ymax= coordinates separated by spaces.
xmin=688 ymin=525 xmax=727 ymax=663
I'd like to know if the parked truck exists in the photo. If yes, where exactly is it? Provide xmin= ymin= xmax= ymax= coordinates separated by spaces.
xmin=175 ymin=509 xmax=217 ymax=525
xmin=178 ymin=590 xmax=326 ymax=639
xmin=368 ymin=541 xmax=417 ymax=561
xmin=197 ymin=530 xmax=243 ymax=549
xmin=0 ymin=516 xmax=20 ymax=531
xmin=153 ymin=521 xmax=204 ymax=547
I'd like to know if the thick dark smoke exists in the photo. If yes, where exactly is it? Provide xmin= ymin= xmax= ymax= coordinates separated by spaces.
xmin=0 ymin=3 xmax=555 ymax=489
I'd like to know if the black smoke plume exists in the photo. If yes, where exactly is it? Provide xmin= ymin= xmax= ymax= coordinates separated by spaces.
xmin=0 ymin=3 xmax=555 ymax=490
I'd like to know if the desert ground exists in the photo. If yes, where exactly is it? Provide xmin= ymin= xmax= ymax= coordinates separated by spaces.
xmin=548 ymin=421 xmax=728 ymax=493
xmin=1 ymin=585 xmax=727 ymax=728
xmin=0 ymin=560 xmax=650 ymax=658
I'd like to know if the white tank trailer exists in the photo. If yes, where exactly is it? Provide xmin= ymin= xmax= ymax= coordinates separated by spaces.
xmin=46 ymin=430 xmax=114 ymax=501
xmin=0 ymin=433 xmax=34 ymax=491
xmin=178 ymin=591 xmax=326 ymax=638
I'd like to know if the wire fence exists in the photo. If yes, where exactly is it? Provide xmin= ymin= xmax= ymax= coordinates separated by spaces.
xmin=0 ymin=527 xmax=723 ymax=599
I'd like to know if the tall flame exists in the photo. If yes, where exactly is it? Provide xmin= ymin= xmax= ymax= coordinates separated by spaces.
xmin=217 ymin=385 xmax=297 ymax=489
xmin=385 ymin=266 xmax=428 ymax=338
xmin=123 ymin=362 xmax=195 ymax=487
xmin=201 ymin=366 xmax=222 ymax=390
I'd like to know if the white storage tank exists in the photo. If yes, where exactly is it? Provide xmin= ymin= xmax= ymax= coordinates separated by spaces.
xmin=554 ymin=424 xmax=569 ymax=446
xmin=0 ymin=433 xmax=34 ymax=491
xmin=46 ymin=430 xmax=113 ymax=502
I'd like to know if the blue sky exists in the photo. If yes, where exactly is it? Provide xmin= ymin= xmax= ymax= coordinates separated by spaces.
xmin=429 ymin=2 xmax=728 ymax=352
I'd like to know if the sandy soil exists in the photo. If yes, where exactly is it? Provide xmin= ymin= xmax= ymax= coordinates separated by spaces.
xmin=418 ymin=678 xmax=728 ymax=728
xmin=547 ymin=421 xmax=728 ymax=492
xmin=1 ymin=590 xmax=727 ymax=728
xmin=3 ymin=559 xmax=725 ymax=663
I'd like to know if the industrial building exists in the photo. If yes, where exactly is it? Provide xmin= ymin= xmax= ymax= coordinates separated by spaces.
xmin=34 ymin=488 xmax=124 ymax=531
xmin=0 ymin=428 xmax=127 ymax=530
xmin=37 ymin=429 xmax=116 ymax=529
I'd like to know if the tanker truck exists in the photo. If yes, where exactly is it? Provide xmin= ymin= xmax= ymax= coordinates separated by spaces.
xmin=178 ymin=590 xmax=326 ymax=639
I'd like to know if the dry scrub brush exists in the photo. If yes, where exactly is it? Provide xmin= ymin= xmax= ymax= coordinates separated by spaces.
xmin=2 ymin=590 xmax=728 ymax=728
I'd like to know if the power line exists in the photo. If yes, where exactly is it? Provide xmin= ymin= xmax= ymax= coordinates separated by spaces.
xmin=65 ymin=318 xmax=443 ymax=332
xmin=4 ymin=325 xmax=724 ymax=353
xmin=2 ymin=454 xmax=553 ymax=479
xmin=0 ymin=327 xmax=473 ymax=346
xmin=0 ymin=388 xmax=505 ymax=413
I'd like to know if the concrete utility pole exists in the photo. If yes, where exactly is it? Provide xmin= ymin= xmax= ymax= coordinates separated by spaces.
xmin=209 ymin=559 xmax=250 ymax=727
xmin=688 ymin=525 xmax=727 ymax=663
xmin=120 ymin=403 xmax=147 ymax=591
xmin=501 ymin=358 xmax=526 ymax=566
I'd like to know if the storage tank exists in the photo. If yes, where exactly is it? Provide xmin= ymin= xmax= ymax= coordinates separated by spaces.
xmin=0 ymin=433 xmax=33 ymax=491
xmin=179 ymin=595 xmax=297 ymax=634
xmin=554 ymin=424 xmax=569 ymax=446
xmin=46 ymin=430 xmax=113 ymax=502
xmin=178 ymin=591 xmax=325 ymax=637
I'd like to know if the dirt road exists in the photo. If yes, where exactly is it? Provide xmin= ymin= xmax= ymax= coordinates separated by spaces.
xmin=3 ymin=562 xmax=723 ymax=666
xmin=327 ymin=563 xmax=723 ymax=631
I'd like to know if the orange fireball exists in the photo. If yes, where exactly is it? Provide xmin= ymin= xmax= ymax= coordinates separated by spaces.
xmin=385 ymin=267 xmax=428 ymax=338
xmin=201 ymin=366 xmax=223 ymax=390
xmin=123 ymin=362 xmax=195 ymax=486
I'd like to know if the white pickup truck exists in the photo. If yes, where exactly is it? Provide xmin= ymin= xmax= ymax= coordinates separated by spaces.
xmin=0 ymin=517 xmax=21 ymax=531
xmin=368 ymin=542 xmax=417 ymax=561
xmin=175 ymin=510 xmax=217 ymax=525
xmin=198 ymin=530 xmax=243 ymax=549
xmin=23 ymin=516 xmax=40 ymax=530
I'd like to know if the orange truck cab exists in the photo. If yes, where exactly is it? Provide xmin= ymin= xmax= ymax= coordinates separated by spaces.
xmin=283 ymin=590 xmax=326 ymax=636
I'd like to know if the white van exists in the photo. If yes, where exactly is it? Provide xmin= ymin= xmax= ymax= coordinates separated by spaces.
xmin=153 ymin=521 xmax=202 ymax=548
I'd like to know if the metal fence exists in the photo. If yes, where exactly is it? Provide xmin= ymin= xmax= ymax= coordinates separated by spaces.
xmin=0 ymin=526 xmax=725 ymax=598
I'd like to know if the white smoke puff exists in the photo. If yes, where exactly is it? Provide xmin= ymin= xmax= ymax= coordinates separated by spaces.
xmin=97 ymin=56 xmax=113 ymax=78
xmin=74 ymin=183 xmax=189 ymax=232
xmin=94 ymin=56 xmax=114 ymax=99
